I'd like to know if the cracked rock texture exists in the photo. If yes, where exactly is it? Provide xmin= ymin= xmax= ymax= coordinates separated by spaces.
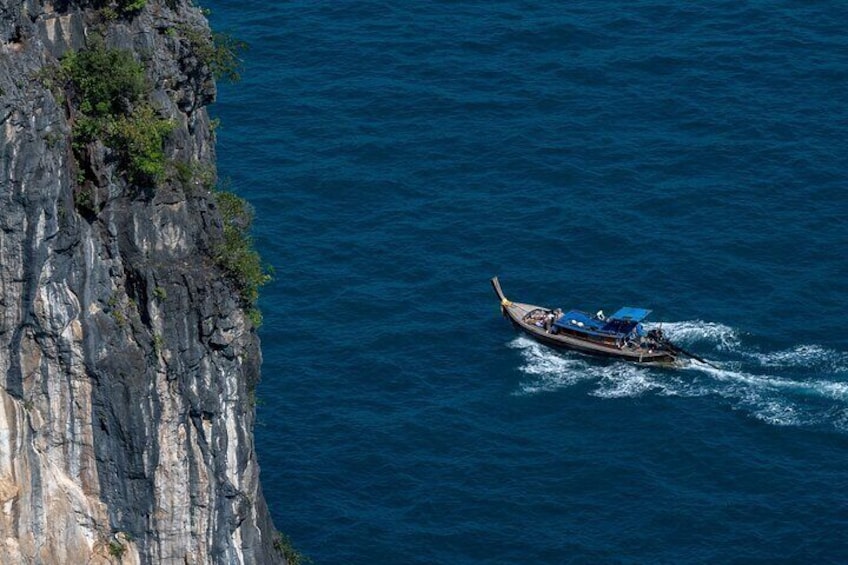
xmin=0 ymin=1 xmax=281 ymax=562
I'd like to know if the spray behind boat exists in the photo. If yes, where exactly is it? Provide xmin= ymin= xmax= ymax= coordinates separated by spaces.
xmin=657 ymin=335 xmax=720 ymax=369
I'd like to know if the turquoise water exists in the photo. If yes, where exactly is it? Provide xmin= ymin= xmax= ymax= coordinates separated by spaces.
xmin=206 ymin=2 xmax=848 ymax=562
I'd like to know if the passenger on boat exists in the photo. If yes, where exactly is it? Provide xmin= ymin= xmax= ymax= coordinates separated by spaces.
xmin=544 ymin=311 xmax=555 ymax=332
xmin=552 ymin=309 xmax=563 ymax=333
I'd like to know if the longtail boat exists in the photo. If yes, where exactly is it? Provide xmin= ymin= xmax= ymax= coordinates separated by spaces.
xmin=491 ymin=276 xmax=709 ymax=366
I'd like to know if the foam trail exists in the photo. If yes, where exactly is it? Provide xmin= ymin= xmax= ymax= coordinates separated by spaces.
xmin=748 ymin=344 xmax=848 ymax=373
xmin=507 ymin=319 xmax=848 ymax=431
xmin=653 ymin=320 xmax=741 ymax=351
xmin=677 ymin=359 xmax=848 ymax=428
xmin=689 ymin=363 xmax=848 ymax=401
xmin=590 ymin=363 xmax=660 ymax=399
xmin=509 ymin=337 xmax=593 ymax=394
xmin=511 ymin=337 xmax=681 ymax=399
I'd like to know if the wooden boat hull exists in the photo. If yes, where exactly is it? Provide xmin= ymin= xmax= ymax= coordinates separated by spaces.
xmin=491 ymin=277 xmax=679 ymax=365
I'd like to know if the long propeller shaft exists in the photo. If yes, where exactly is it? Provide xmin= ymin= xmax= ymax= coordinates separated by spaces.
xmin=665 ymin=341 xmax=720 ymax=370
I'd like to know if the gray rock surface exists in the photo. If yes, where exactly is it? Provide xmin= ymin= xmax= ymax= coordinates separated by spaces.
xmin=0 ymin=1 xmax=282 ymax=562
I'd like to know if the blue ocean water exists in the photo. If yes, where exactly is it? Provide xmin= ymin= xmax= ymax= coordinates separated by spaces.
xmin=206 ymin=1 xmax=848 ymax=562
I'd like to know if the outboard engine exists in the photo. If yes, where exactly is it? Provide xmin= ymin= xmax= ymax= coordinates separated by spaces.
xmin=647 ymin=328 xmax=665 ymax=343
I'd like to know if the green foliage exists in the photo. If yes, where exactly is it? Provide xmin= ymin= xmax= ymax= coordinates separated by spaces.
xmin=99 ymin=6 xmax=118 ymax=21
xmin=34 ymin=65 xmax=64 ymax=105
xmin=107 ymin=540 xmax=126 ymax=558
xmin=108 ymin=104 xmax=174 ymax=182
xmin=107 ymin=293 xmax=134 ymax=328
xmin=119 ymin=0 xmax=147 ymax=11
xmin=209 ymin=32 xmax=248 ymax=82
xmin=61 ymin=38 xmax=147 ymax=117
xmin=216 ymin=191 xmax=253 ymax=233
xmin=152 ymin=333 xmax=165 ymax=355
xmin=91 ymin=0 xmax=146 ymax=19
xmin=247 ymin=307 xmax=263 ymax=328
xmin=180 ymin=24 xmax=247 ymax=83
xmin=173 ymin=160 xmax=194 ymax=189
xmin=44 ymin=130 xmax=63 ymax=149
xmin=74 ymin=185 xmax=96 ymax=217
xmin=71 ymin=115 xmax=100 ymax=146
xmin=60 ymin=39 xmax=172 ymax=187
xmin=273 ymin=532 xmax=310 ymax=565
xmin=213 ymin=190 xmax=272 ymax=325
xmin=170 ymin=160 xmax=215 ymax=194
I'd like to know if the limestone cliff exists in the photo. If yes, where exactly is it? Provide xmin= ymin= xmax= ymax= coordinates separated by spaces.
xmin=0 ymin=1 xmax=281 ymax=562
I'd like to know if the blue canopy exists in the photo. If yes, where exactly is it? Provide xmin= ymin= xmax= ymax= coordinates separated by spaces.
xmin=552 ymin=307 xmax=652 ymax=340
xmin=553 ymin=310 xmax=604 ymax=332
xmin=609 ymin=307 xmax=651 ymax=322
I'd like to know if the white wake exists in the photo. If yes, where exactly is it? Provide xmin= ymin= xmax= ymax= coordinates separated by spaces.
xmin=509 ymin=320 xmax=848 ymax=431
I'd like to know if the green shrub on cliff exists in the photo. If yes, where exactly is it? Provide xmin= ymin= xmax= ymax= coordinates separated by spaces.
xmin=170 ymin=160 xmax=215 ymax=194
xmin=89 ymin=0 xmax=147 ymax=19
xmin=60 ymin=38 xmax=172 ymax=184
xmin=107 ymin=540 xmax=126 ymax=558
xmin=273 ymin=532 xmax=310 ymax=565
xmin=61 ymin=39 xmax=146 ymax=116
xmin=180 ymin=24 xmax=248 ymax=83
xmin=108 ymin=105 xmax=174 ymax=181
xmin=118 ymin=0 xmax=147 ymax=12
xmin=214 ymin=190 xmax=272 ymax=326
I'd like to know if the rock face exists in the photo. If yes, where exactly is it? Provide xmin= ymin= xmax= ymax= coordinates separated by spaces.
xmin=0 ymin=1 xmax=281 ymax=563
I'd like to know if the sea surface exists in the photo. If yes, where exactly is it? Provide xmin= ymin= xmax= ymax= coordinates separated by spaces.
xmin=205 ymin=2 xmax=848 ymax=562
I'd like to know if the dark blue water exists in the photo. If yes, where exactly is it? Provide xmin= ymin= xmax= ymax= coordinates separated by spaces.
xmin=206 ymin=2 xmax=848 ymax=562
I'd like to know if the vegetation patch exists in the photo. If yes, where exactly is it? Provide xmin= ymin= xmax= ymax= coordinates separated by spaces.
xmin=59 ymin=36 xmax=172 ymax=188
xmin=108 ymin=104 xmax=174 ymax=181
xmin=107 ymin=539 xmax=126 ymax=558
xmin=213 ymin=189 xmax=272 ymax=326
xmin=90 ymin=0 xmax=147 ymax=20
xmin=272 ymin=532 xmax=310 ymax=565
xmin=169 ymin=159 xmax=215 ymax=195
xmin=60 ymin=40 xmax=146 ymax=117
xmin=107 ymin=293 xmax=128 ymax=328
xmin=179 ymin=24 xmax=248 ymax=83
xmin=152 ymin=333 xmax=165 ymax=355
xmin=164 ymin=162 xmax=269 ymax=325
